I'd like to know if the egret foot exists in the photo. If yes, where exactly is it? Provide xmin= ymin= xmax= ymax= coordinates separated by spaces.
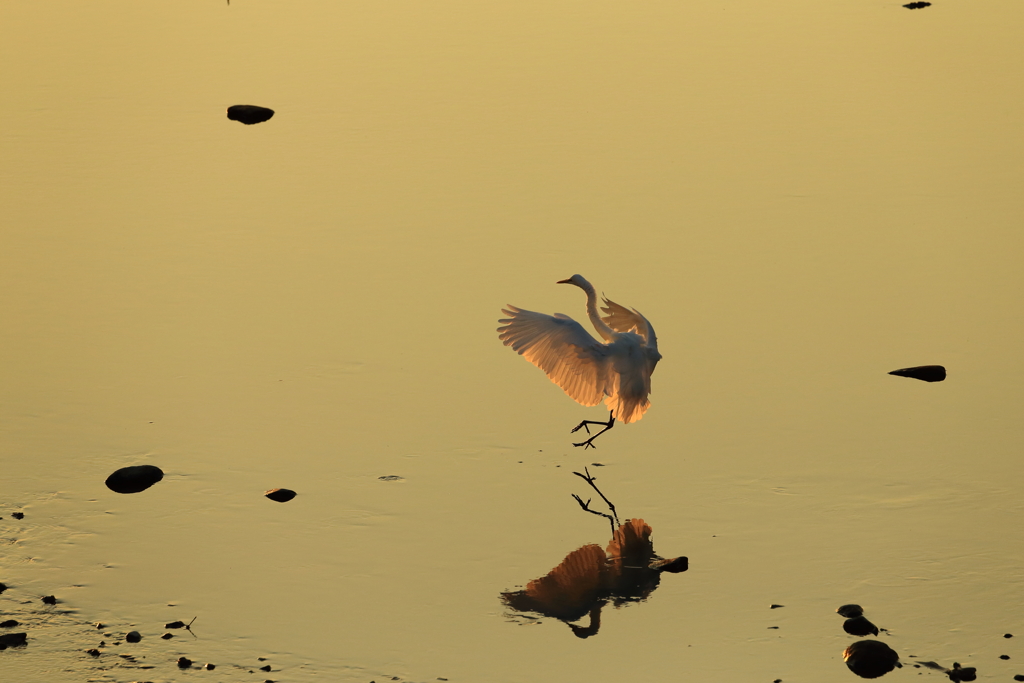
xmin=571 ymin=411 xmax=615 ymax=449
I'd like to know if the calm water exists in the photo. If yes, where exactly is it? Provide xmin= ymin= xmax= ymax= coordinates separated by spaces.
xmin=2 ymin=1 xmax=1024 ymax=681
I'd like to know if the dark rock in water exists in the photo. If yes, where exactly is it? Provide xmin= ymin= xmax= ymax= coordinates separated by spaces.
xmin=41 ymin=595 xmax=57 ymax=605
xmin=1002 ymin=655 xmax=1012 ymax=660
xmin=227 ymin=105 xmax=274 ymax=125
xmin=888 ymin=365 xmax=946 ymax=382
xmin=1012 ymin=675 xmax=1023 ymax=681
xmin=837 ymin=604 xmax=864 ymax=618
xmin=0 ymin=632 xmax=27 ymax=648
xmin=0 ymin=583 xmax=7 ymax=593
xmin=649 ymin=556 xmax=689 ymax=573
xmin=161 ymin=633 xmax=173 ymax=639
xmin=378 ymin=475 xmax=404 ymax=481
xmin=904 ymin=1 xmax=931 ymax=8
xmin=105 ymin=465 xmax=164 ymax=494
xmin=260 ymin=664 xmax=272 ymax=671
xmin=165 ymin=621 xmax=185 ymax=629
xmin=770 ymin=604 xmax=784 ymax=609
xmin=205 ymin=663 xmax=216 ymax=670
xmin=125 ymin=631 xmax=141 ymax=643
xmin=844 ymin=615 xmax=880 ymax=636
xmin=178 ymin=656 xmax=193 ymax=668
xmin=265 ymin=488 xmax=297 ymax=503
xmin=948 ymin=663 xmax=976 ymax=682
xmin=1007 ymin=633 xmax=1015 ymax=638
xmin=844 ymin=640 xmax=900 ymax=678
xmin=85 ymin=648 xmax=100 ymax=657
xmin=0 ymin=620 xmax=18 ymax=628
xmin=11 ymin=512 xmax=24 ymax=520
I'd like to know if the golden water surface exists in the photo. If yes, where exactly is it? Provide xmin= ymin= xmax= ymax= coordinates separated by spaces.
xmin=2 ymin=1 xmax=1023 ymax=681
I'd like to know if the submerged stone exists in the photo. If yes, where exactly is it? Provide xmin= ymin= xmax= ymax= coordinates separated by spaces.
xmin=888 ymin=365 xmax=946 ymax=382
xmin=105 ymin=465 xmax=164 ymax=494
xmin=265 ymin=488 xmax=297 ymax=503
xmin=844 ymin=640 xmax=900 ymax=679
xmin=227 ymin=105 xmax=274 ymax=125
xmin=837 ymin=604 xmax=864 ymax=618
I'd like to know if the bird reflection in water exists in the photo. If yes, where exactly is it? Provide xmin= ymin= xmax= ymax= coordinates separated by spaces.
xmin=501 ymin=470 xmax=687 ymax=638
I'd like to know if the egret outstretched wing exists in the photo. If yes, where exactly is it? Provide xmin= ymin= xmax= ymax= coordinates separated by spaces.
xmin=601 ymin=298 xmax=657 ymax=349
xmin=498 ymin=306 xmax=610 ymax=407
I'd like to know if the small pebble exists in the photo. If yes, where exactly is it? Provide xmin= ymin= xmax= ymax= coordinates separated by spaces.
xmin=11 ymin=512 xmax=24 ymax=520
xmin=0 ymin=632 xmax=28 ymax=648
xmin=260 ymin=664 xmax=272 ymax=671
xmin=166 ymin=620 xmax=185 ymax=629
xmin=125 ymin=631 xmax=141 ymax=643
xmin=1006 ymin=634 xmax=1014 ymax=638
xmin=1001 ymin=655 xmax=1011 ymax=660
xmin=948 ymin=663 xmax=976 ymax=682
xmin=843 ymin=640 xmax=900 ymax=679
xmin=95 ymin=622 xmax=104 ymax=629
xmin=178 ymin=656 xmax=193 ymax=668
xmin=205 ymin=663 xmax=216 ymax=670
xmin=85 ymin=648 xmax=100 ymax=657
xmin=888 ymin=364 xmax=946 ymax=382
xmin=42 ymin=595 xmax=57 ymax=605
xmin=264 ymin=488 xmax=296 ymax=503
xmin=105 ymin=465 xmax=164 ymax=494
xmin=161 ymin=633 xmax=173 ymax=639
xmin=837 ymin=604 xmax=864 ymax=618
xmin=226 ymin=105 xmax=275 ymax=125
xmin=0 ymin=583 xmax=7 ymax=593
xmin=844 ymin=615 xmax=880 ymax=637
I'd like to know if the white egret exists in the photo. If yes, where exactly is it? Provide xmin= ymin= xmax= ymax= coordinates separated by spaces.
xmin=497 ymin=274 xmax=661 ymax=448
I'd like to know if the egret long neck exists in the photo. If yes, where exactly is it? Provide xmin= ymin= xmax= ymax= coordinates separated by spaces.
xmin=578 ymin=279 xmax=616 ymax=342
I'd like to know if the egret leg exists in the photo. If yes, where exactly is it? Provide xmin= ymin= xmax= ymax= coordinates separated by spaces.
xmin=570 ymin=411 xmax=615 ymax=449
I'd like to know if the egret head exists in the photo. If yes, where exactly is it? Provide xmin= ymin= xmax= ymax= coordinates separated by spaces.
xmin=557 ymin=274 xmax=590 ymax=289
